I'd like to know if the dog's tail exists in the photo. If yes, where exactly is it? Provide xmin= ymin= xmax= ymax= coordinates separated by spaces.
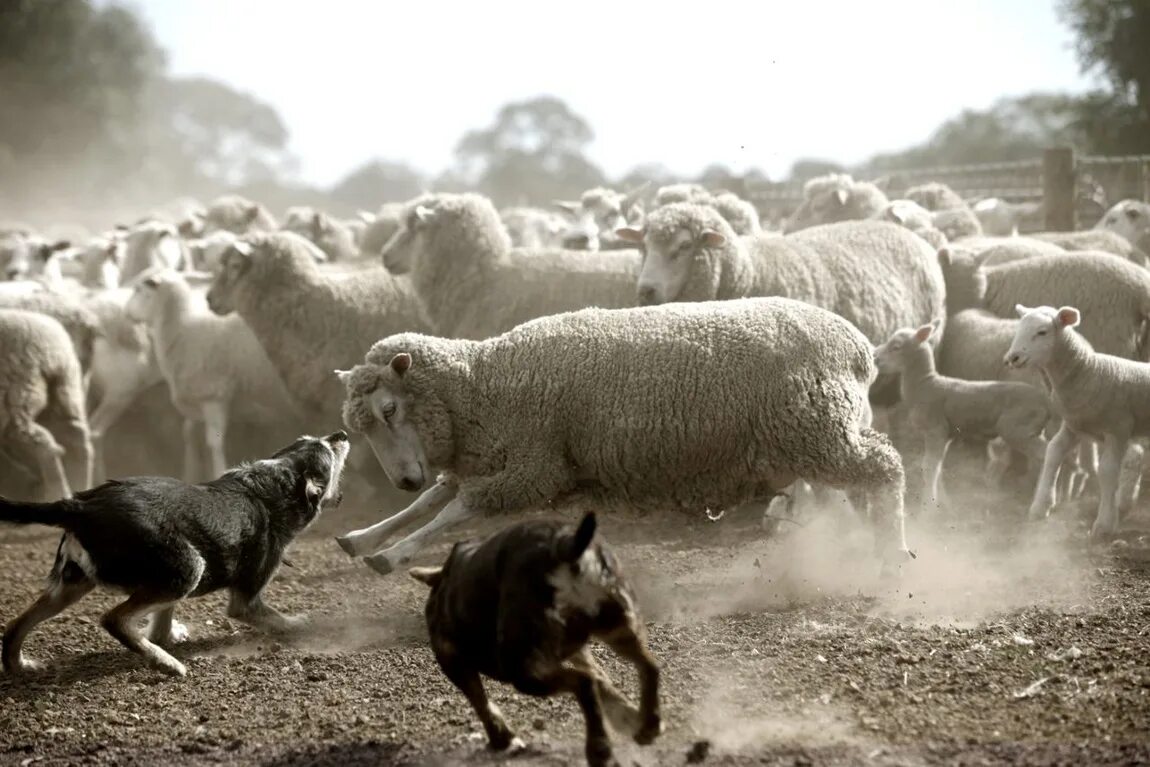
xmin=563 ymin=511 xmax=597 ymax=562
xmin=0 ymin=495 xmax=78 ymax=529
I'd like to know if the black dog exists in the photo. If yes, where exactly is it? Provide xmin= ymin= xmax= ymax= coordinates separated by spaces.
xmin=0 ymin=431 xmax=350 ymax=677
xmin=410 ymin=512 xmax=662 ymax=767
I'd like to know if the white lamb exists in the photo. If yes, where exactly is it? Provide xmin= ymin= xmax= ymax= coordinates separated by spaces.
xmin=875 ymin=321 xmax=1051 ymax=511
xmin=335 ymin=297 xmax=910 ymax=577
xmin=125 ymin=270 xmax=300 ymax=480
xmin=783 ymin=173 xmax=889 ymax=233
xmin=1094 ymin=199 xmax=1150 ymax=253
xmin=1006 ymin=304 xmax=1150 ymax=537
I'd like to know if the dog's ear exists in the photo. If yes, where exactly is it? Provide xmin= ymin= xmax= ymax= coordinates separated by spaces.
xmin=299 ymin=474 xmax=324 ymax=513
xmin=408 ymin=566 xmax=443 ymax=587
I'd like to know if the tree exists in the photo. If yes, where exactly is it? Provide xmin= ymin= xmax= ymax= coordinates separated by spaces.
xmin=787 ymin=159 xmax=846 ymax=183
xmin=330 ymin=160 xmax=426 ymax=211
xmin=452 ymin=96 xmax=605 ymax=206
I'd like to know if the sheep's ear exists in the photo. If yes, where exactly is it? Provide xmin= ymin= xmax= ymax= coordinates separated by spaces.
xmin=334 ymin=368 xmax=352 ymax=385
xmin=408 ymin=566 xmax=443 ymax=587
xmin=937 ymin=247 xmax=951 ymax=267
xmin=913 ymin=324 xmax=934 ymax=343
xmin=930 ymin=317 xmax=942 ymax=332
xmin=615 ymin=226 xmax=645 ymax=243
xmin=887 ymin=207 xmax=907 ymax=226
xmin=1126 ymin=207 xmax=1141 ymax=221
xmin=244 ymin=204 xmax=262 ymax=223
xmin=49 ymin=239 xmax=71 ymax=252
xmin=553 ymin=200 xmax=581 ymax=215
xmin=833 ymin=188 xmax=850 ymax=206
xmin=356 ymin=210 xmax=376 ymax=223
xmin=232 ymin=240 xmax=254 ymax=258
xmin=700 ymin=229 xmax=726 ymax=248
xmin=1056 ymin=306 xmax=1080 ymax=328
xmin=1014 ymin=303 xmax=1033 ymax=318
xmin=413 ymin=205 xmax=435 ymax=225
xmin=390 ymin=352 xmax=412 ymax=376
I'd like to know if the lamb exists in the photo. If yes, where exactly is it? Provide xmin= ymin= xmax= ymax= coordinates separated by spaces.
xmin=201 ymin=194 xmax=278 ymax=234
xmin=1 ymin=233 xmax=72 ymax=282
xmin=281 ymin=207 xmax=358 ymax=261
xmin=972 ymin=198 xmax=1041 ymax=237
xmin=880 ymin=200 xmax=948 ymax=249
xmin=874 ymin=321 xmax=1051 ymax=511
xmin=0 ymin=292 xmax=102 ymax=376
xmin=500 ymin=206 xmax=569 ymax=249
xmin=1029 ymin=229 xmax=1141 ymax=264
xmin=553 ymin=185 xmax=648 ymax=250
xmin=905 ymin=182 xmax=967 ymax=212
xmin=204 ymin=231 xmax=434 ymax=423
xmin=411 ymin=512 xmax=662 ymax=767
xmin=334 ymin=297 xmax=911 ymax=577
xmin=360 ymin=203 xmax=404 ymax=260
xmin=619 ymin=204 xmax=946 ymax=349
xmin=184 ymin=230 xmax=239 ymax=274
xmin=76 ymin=233 xmax=125 ymax=289
xmin=653 ymin=183 xmax=713 ymax=206
xmin=1095 ymin=199 xmax=1150 ymax=251
xmin=783 ymin=173 xmax=889 ymax=233
xmin=1006 ymin=304 xmax=1150 ymax=537
xmin=379 ymin=193 xmax=640 ymax=340
xmin=0 ymin=309 xmax=92 ymax=500
xmin=119 ymin=220 xmax=185 ymax=284
xmin=649 ymin=185 xmax=762 ymax=237
xmin=126 ymin=270 xmax=301 ymax=480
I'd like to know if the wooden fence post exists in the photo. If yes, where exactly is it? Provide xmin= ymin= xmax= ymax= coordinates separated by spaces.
xmin=1142 ymin=160 xmax=1150 ymax=203
xmin=1043 ymin=147 xmax=1076 ymax=231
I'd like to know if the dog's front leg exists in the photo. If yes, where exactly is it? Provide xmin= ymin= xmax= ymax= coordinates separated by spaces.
xmin=226 ymin=591 xmax=307 ymax=635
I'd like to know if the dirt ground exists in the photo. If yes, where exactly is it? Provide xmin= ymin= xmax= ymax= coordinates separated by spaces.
xmin=2 ymin=472 xmax=1149 ymax=767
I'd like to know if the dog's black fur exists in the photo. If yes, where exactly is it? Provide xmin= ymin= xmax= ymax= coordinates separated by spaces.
xmin=411 ymin=512 xmax=662 ymax=767
xmin=0 ymin=431 xmax=350 ymax=677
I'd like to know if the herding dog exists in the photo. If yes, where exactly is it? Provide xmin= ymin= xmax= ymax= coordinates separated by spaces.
xmin=0 ymin=431 xmax=350 ymax=677
xmin=410 ymin=511 xmax=662 ymax=767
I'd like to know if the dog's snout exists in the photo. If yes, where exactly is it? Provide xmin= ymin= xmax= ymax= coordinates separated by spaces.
xmin=328 ymin=430 xmax=349 ymax=443
xmin=398 ymin=476 xmax=421 ymax=492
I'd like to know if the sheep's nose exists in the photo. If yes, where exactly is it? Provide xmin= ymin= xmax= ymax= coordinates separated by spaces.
xmin=5 ymin=268 xmax=20 ymax=280
xmin=1005 ymin=353 xmax=1019 ymax=367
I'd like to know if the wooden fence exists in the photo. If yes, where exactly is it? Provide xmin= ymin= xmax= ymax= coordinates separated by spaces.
xmin=749 ymin=148 xmax=1150 ymax=232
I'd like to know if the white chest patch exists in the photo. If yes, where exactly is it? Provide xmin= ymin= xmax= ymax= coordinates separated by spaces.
xmin=547 ymin=548 xmax=612 ymax=615
xmin=60 ymin=533 xmax=98 ymax=582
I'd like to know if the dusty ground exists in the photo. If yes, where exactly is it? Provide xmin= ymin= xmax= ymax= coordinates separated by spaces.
xmin=1 ymin=474 xmax=1149 ymax=767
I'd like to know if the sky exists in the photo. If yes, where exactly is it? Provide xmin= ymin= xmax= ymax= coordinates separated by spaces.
xmin=134 ymin=0 xmax=1099 ymax=188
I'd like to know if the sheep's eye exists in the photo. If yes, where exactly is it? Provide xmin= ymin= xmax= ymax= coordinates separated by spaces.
xmin=1036 ymin=329 xmax=1048 ymax=337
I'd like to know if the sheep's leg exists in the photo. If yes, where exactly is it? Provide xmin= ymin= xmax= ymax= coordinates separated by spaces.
xmin=201 ymin=401 xmax=229 ymax=479
xmin=363 ymin=496 xmax=476 ymax=576
xmin=1029 ymin=424 xmax=1079 ymax=521
xmin=337 ymin=478 xmax=458 ymax=557
xmin=985 ymin=438 xmax=1012 ymax=487
xmin=101 ymin=592 xmax=187 ymax=677
xmin=1071 ymin=441 xmax=1097 ymax=499
xmin=920 ymin=433 xmax=951 ymax=514
xmin=11 ymin=421 xmax=71 ymax=501
xmin=51 ymin=405 xmax=92 ymax=496
xmin=1117 ymin=442 xmax=1147 ymax=514
xmin=442 ymin=662 xmax=518 ymax=751
xmin=181 ymin=419 xmax=202 ymax=482
xmin=1092 ymin=433 xmax=1128 ymax=539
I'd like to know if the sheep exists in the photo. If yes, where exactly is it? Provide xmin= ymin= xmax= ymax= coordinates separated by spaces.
xmin=334 ymin=296 xmax=911 ymax=578
xmin=184 ymin=230 xmax=239 ymax=274
xmin=0 ymin=309 xmax=92 ymax=500
xmin=653 ymin=183 xmax=713 ymax=206
xmin=905 ymin=182 xmax=967 ymax=212
xmin=874 ymin=321 xmax=1051 ymax=511
xmin=125 ymin=270 xmax=301 ymax=480
xmin=1095 ymin=199 xmax=1150 ymax=251
xmin=1006 ymin=304 xmax=1150 ymax=537
xmin=204 ymin=231 xmax=434 ymax=422
xmin=500 ymin=206 xmax=569 ymax=249
xmin=360 ymin=203 xmax=404 ymax=260
xmin=783 ymin=173 xmax=889 ymax=233
xmin=201 ymin=194 xmax=278 ymax=234
xmin=649 ymin=185 xmax=762 ymax=237
xmin=379 ymin=193 xmax=640 ymax=340
xmin=0 ymin=292 xmax=101 ymax=377
xmin=1029 ymin=229 xmax=1141 ymax=264
xmin=343 ymin=210 xmax=375 ymax=249
xmin=281 ymin=207 xmax=358 ymax=261
xmin=411 ymin=511 xmax=662 ymax=766
xmin=76 ymin=233 xmax=125 ymax=289
xmin=119 ymin=220 xmax=185 ymax=284
xmin=1 ymin=233 xmax=72 ymax=282
xmin=620 ymin=205 xmax=946 ymax=350
xmin=972 ymin=198 xmax=1041 ymax=237
xmin=553 ymin=185 xmax=649 ymax=250
xmin=879 ymin=200 xmax=948 ymax=249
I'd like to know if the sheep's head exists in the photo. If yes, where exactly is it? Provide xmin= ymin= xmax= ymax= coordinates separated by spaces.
xmin=125 ymin=273 xmax=164 ymax=323
xmin=1005 ymin=304 xmax=1079 ymax=370
xmin=555 ymin=185 xmax=647 ymax=251
xmin=872 ymin=321 xmax=938 ymax=374
xmin=1096 ymin=199 xmax=1150 ymax=248
xmin=382 ymin=193 xmax=509 ymax=274
xmin=618 ymin=203 xmax=733 ymax=305
xmin=206 ymin=239 xmax=255 ymax=315
xmin=337 ymin=350 xmax=431 ymax=493
xmin=80 ymin=234 xmax=123 ymax=289
xmin=905 ymin=182 xmax=964 ymax=212
xmin=1 ymin=234 xmax=72 ymax=281
xmin=785 ymin=174 xmax=887 ymax=233
xmin=654 ymin=183 xmax=712 ymax=208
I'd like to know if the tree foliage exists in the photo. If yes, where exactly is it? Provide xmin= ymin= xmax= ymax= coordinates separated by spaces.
xmin=330 ymin=160 xmax=426 ymax=211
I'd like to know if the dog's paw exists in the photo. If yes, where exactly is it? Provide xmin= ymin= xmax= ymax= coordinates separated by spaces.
xmin=634 ymin=714 xmax=664 ymax=745
xmin=364 ymin=553 xmax=394 ymax=576
xmin=4 ymin=656 xmax=45 ymax=674
xmin=167 ymin=620 xmax=191 ymax=645
xmin=334 ymin=535 xmax=359 ymax=558
xmin=150 ymin=656 xmax=187 ymax=678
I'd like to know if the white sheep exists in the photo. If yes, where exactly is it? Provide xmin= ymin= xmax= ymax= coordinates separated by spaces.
xmin=1006 ymin=304 xmax=1150 ymax=537
xmin=1 ymin=232 xmax=72 ymax=282
xmin=879 ymin=200 xmax=948 ymax=249
xmin=334 ymin=297 xmax=910 ymax=576
xmin=380 ymin=193 xmax=640 ymax=340
xmin=75 ymin=232 xmax=125 ymax=289
xmin=649 ymin=185 xmax=762 ymax=237
xmin=971 ymin=198 xmax=1041 ymax=237
xmin=0 ymin=309 xmax=92 ymax=500
xmin=553 ymin=185 xmax=649 ymax=250
xmin=184 ymin=230 xmax=239 ymax=274
xmin=360 ymin=203 xmax=404 ymax=260
xmin=204 ymin=231 xmax=434 ymax=423
xmin=500 ymin=206 xmax=570 ymax=249
xmin=201 ymin=194 xmax=278 ymax=235
xmin=783 ymin=173 xmax=889 ymax=233
xmin=903 ymin=183 xmax=983 ymax=241
xmin=875 ymin=321 xmax=1051 ymax=511
xmin=125 ymin=270 xmax=301 ymax=480
xmin=1029 ymin=229 xmax=1143 ymax=265
xmin=280 ymin=207 xmax=358 ymax=261
xmin=1095 ymin=199 xmax=1150 ymax=251
xmin=119 ymin=220 xmax=186 ymax=284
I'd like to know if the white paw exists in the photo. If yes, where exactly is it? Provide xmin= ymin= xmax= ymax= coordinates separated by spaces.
xmin=168 ymin=621 xmax=191 ymax=644
xmin=508 ymin=737 xmax=527 ymax=753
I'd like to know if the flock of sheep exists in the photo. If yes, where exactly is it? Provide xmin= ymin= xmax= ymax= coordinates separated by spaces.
xmin=2 ymin=177 xmax=1150 ymax=572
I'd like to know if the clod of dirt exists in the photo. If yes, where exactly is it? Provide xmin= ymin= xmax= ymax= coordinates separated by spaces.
xmin=686 ymin=739 xmax=711 ymax=763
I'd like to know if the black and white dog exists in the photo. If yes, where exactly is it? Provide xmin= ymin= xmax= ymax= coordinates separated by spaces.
xmin=410 ymin=512 xmax=662 ymax=767
xmin=0 ymin=431 xmax=350 ymax=677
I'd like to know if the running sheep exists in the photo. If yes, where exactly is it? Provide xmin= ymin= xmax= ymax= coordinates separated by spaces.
xmin=334 ymin=297 xmax=911 ymax=577
xmin=875 ymin=321 xmax=1052 ymax=511
xmin=1006 ymin=305 xmax=1150 ymax=537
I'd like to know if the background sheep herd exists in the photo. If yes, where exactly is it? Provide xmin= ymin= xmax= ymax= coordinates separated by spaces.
xmin=3 ymin=176 xmax=1150 ymax=765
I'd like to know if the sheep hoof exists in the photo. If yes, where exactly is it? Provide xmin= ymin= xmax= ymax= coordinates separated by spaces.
xmin=364 ymin=554 xmax=394 ymax=576
xmin=334 ymin=535 xmax=358 ymax=557
xmin=634 ymin=715 xmax=663 ymax=745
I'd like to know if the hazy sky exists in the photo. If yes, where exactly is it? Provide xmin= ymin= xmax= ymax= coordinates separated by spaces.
xmin=136 ymin=0 xmax=1098 ymax=188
